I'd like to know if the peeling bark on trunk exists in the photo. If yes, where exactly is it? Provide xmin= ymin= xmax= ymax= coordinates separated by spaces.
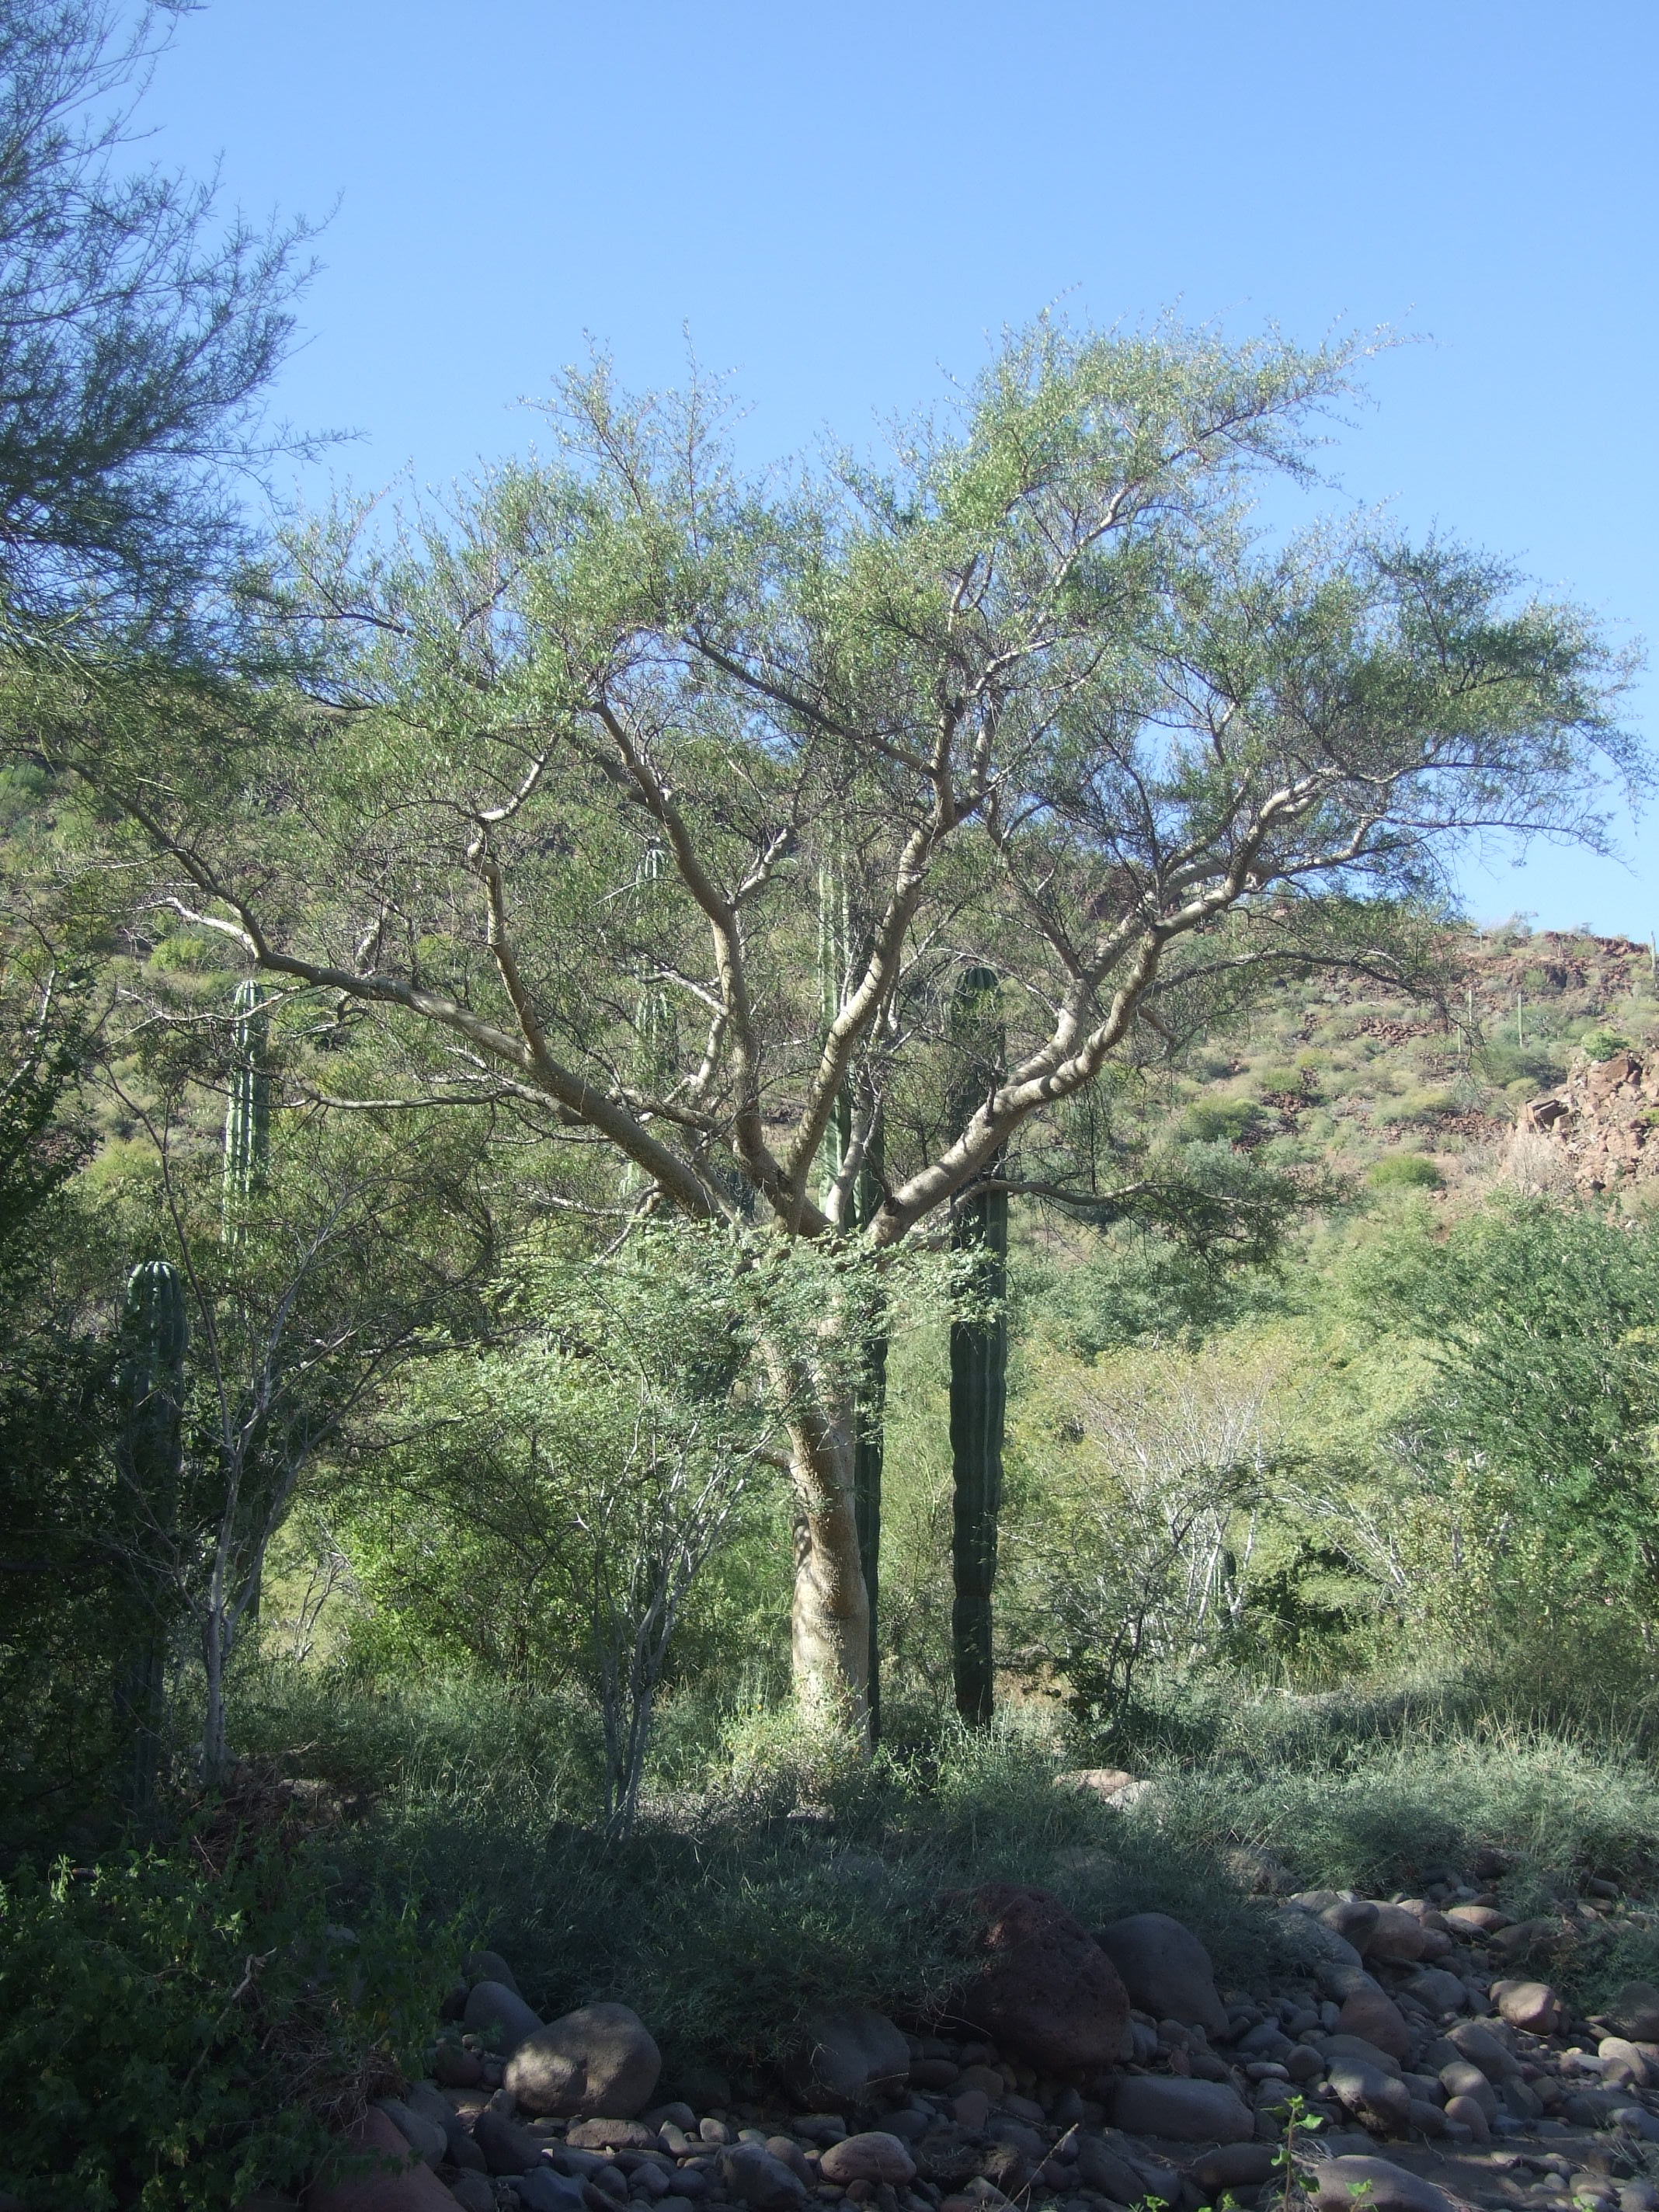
xmin=785 ymin=1395 xmax=870 ymax=1737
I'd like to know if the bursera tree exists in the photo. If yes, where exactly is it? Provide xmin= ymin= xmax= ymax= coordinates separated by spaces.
xmin=53 ymin=321 xmax=1639 ymax=1734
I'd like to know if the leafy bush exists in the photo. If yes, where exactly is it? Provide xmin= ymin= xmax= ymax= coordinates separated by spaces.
xmin=1368 ymin=1153 xmax=1443 ymax=1190
xmin=1478 ymin=1038 xmax=1560 ymax=1089
xmin=0 ymin=1831 xmax=457 ymax=2210
xmin=1580 ymin=1028 xmax=1631 ymax=1062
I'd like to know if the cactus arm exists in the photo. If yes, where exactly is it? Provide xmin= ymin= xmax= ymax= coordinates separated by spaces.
xmin=222 ymin=978 xmax=271 ymax=1240
xmin=948 ymin=966 xmax=1008 ymax=1727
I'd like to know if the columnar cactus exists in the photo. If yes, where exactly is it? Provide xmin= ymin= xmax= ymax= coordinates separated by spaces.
xmin=818 ymin=847 xmax=890 ymax=1735
xmin=948 ymin=965 xmax=1007 ymax=1727
xmin=118 ymin=1256 xmax=188 ymax=1810
xmin=222 ymin=978 xmax=270 ymax=1238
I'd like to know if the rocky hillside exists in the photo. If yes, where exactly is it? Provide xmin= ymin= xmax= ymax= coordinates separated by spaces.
xmin=1163 ymin=925 xmax=1659 ymax=1205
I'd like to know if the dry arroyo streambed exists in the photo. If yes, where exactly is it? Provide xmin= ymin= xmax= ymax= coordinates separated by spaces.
xmin=278 ymin=1856 xmax=1659 ymax=2212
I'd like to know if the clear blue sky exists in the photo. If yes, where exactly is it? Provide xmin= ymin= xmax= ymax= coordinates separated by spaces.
xmin=153 ymin=2 xmax=1656 ymax=938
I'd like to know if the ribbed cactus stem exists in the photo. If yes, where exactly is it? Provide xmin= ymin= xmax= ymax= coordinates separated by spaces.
xmin=118 ymin=1257 xmax=188 ymax=1813
xmin=222 ymin=979 xmax=271 ymax=1239
xmin=123 ymin=1257 xmax=187 ymax=1490
xmin=819 ymin=843 xmax=890 ymax=1737
xmin=948 ymin=965 xmax=1007 ymax=1728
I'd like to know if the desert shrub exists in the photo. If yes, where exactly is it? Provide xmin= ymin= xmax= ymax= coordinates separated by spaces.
xmin=1580 ymin=1027 xmax=1631 ymax=1061
xmin=1368 ymin=1153 xmax=1442 ymax=1190
xmin=1478 ymin=1038 xmax=1560 ymax=1089
xmin=1181 ymin=1097 xmax=1262 ymax=1146
xmin=0 ymin=1831 xmax=456 ymax=2211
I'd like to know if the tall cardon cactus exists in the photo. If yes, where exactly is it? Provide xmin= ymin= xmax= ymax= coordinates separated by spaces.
xmin=117 ymin=1257 xmax=188 ymax=1812
xmin=222 ymin=978 xmax=271 ymax=1240
xmin=948 ymin=965 xmax=1007 ymax=1727
xmin=817 ymin=844 xmax=889 ymax=1737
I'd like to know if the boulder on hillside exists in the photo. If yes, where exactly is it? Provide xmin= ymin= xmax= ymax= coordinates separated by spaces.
xmin=372 ymin=2099 xmax=446 ymax=2169
xmin=719 ymin=2145 xmax=809 ymax=2211
xmin=474 ymin=2106 xmax=548 ymax=2176
xmin=463 ymin=1977 xmax=544 ymax=2057
xmin=1608 ymin=1983 xmax=1659 ymax=2043
xmin=462 ymin=1948 xmax=520 ymax=1994
xmin=783 ymin=2006 xmax=910 ymax=2109
xmin=1312 ymin=2158 xmax=1454 ymax=2212
xmin=1107 ymin=2075 xmax=1254 ymax=2142
xmin=1438 ymin=2060 xmax=1497 ymax=2120
xmin=1492 ymin=1979 xmax=1563 ymax=2035
xmin=1445 ymin=1904 xmax=1510 ymax=1936
xmin=819 ymin=2134 xmax=918 ymax=2186
xmin=516 ymin=2176 xmax=586 ymax=2212
xmin=1406 ymin=1967 xmax=1470 ymax=2015
xmin=1443 ymin=2092 xmax=1491 ymax=2144
xmin=956 ymin=1884 xmax=1132 ymax=2074
xmin=1073 ymin=2138 xmax=1155 ymax=2203
xmin=1336 ymin=1985 xmax=1412 ymax=2062
xmin=1446 ymin=2019 xmax=1521 ymax=2083
xmin=1270 ymin=1905 xmax=1372 ymax=1998
xmin=506 ymin=2001 xmax=662 ymax=2119
xmin=1364 ymin=1904 xmax=1428 ymax=1963
xmin=304 ymin=2106 xmax=465 ymax=2212
xmin=1598 ymin=2035 xmax=1655 ymax=2089
xmin=1327 ymin=2057 xmax=1412 ymax=2132
xmin=1324 ymin=2033 xmax=1403 ymax=2078
xmin=1096 ymin=1911 xmax=1229 ymax=2036
xmin=433 ymin=2042 xmax=483 ymax=2088
xmin=1193 ymin=2147 xmax=1277 ymax=2193
xmin=1322 ymin=1900 xmax=1380 ymax=1946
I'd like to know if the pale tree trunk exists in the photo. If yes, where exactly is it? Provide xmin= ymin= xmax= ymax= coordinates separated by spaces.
xmin=784 ymin=1393 xmax=871 ymax=1738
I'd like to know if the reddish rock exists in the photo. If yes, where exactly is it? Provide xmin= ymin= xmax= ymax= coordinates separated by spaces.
xmin=1364 ymin=1905 xmax=1428 ymax=1963
xmin=1598 ymin=2036 xmax=1654 ymax=2088
xmin=305 ymin=2108 xmax=463 ymax=2211
xmin=820 ymin=2134 xmax=917 ymax=2186
xmin=1337 ymin=1987 xmax=1412 ymax=2063
xmin=1492 ymin=1980 xmax=1563 ymax=2034
xmin=955 ymin=1884 xmax=1132 ymax=2074
xmin=1445 ymin=1905 xmax=1510 ymax=1936
xmin=1445 ymin=2092 xmax=1491 ymax=2144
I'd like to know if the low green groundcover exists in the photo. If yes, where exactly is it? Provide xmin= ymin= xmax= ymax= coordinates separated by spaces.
xmin=0 ymin=1828 xmax=454 ymax=2211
